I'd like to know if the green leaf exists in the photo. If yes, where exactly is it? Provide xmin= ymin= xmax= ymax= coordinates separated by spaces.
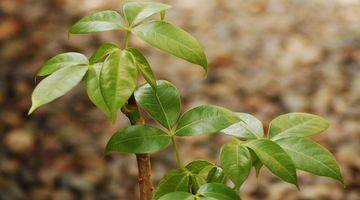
xmin=153 ymin=168 xmax=191 ymax=200
xmin=249 ymin=149 xmax=263 ymax=177
xmin=197 ymin=183 xmax=240 ymax=200
xmin=84 ymin=63 xmax=113 ymax=121
xmin=37 ymin=52 xmax=88 ymax=76
xmin=134 ymin=80 xmax=180 ymax=130
xmin=132 ymin=20 xmax=207 ymax=72
xmin=206 ymin=167 xmax=226 ymax=183
xmin=190 ymin=175 xmax=206 ymax=193
xmin=222 ymin=113 xmax=263 ymax=139
xmin=158 ymin=192 xmax=195 ymax=200
xmin=186 ymin=160 xmax=215 ymax=175
xmin=269 ymin=113 xmax=330 ymax=140
xmin=125 ymin=48 xmax=156 ymax=89
xmin=175 ymin=105 xmax=239 ymax=136
xmin=89 ymin=43 xmax=119 ymax=64
xmin=69 ymin=10 xmax=126 ymax=34
xmin=245 ymin=139 xmax=298 ymax=187
xmin=123 ymin=2 xmax=171 ymax=26
xmin=275 ymin=137 xmax=344 ymax=185
xmin=105 ymin=125 xmax=171 ymax=154
xmin=29 ymin=65 xmax=88 ymax=114
xmin=100 ymin=50 xmax=137 ymax=119
xmin=220 ymin=140 xmax=251 ymax=189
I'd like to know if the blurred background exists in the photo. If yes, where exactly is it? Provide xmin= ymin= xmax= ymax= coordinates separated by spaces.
xmin=0 ymin=0 xmax=359 ymax=199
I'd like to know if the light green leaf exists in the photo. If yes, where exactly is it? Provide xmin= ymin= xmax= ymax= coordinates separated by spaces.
xmin=186 ymin=160 xmax=215 ymax=175
xmin=158 ymin=192 xmax=195 ymax=200
xmin=125 ymin=48 xmax=156 ymax=89
xmin=37 ymin=52 xmax=88 ymax=76
xmin=245 ymin=139 xmax=298 ymax=187
xmin=69 ymin=10 xmax=126 ymax=34
xmin=134 ymin=80 xmax=180 ymax=130
xmin=220 ymin=141 xmax=251 ymax=189
xmin=153 ymin=168 xmax=191 ymax=200
xmin=89 ymin=43 xmax=119 ymax=64
xmin=175 ymin=105 xmax=239 ymax=136
xmin=197 ymin=183 xmax=240 ymax=200
xmin=132 ymin=20 xmax=207 ymax=72
xmin=275 ymin=137 xmax=344 ymax=185
xmin=100 ymin=49 xmax=137 ymax=119
xmin=29 ymin=65 xmax=88 ymax=114
xmin=105 ymin=125 xmax=171 ymax=154
xmin=84 ymin=63 xmax=113 ymax=121
xmin=269 ymin=113 xmax=330 ymax=140
xmin=222 ymin=112 xmax=263 ymax=139
xmin=206 ymin=167 xmax=226 ymax=183
xmin=123 ymin=2 xmax=171 ymax=26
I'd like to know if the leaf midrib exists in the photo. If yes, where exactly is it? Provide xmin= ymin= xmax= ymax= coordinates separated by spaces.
xmin=272 ymin=118 xmax=322 ymax=139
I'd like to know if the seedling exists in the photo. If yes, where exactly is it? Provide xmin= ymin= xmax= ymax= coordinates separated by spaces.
xmin=29 ymin=2 xmax=344 ymax=200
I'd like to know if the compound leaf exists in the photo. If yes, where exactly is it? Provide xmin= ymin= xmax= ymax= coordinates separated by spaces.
xmin=245 ymin=139 xmax=298 ymax=187
xmin=29 ymin=65 xmax=88 ymax=114
xmin=100 ymin=49 xmax=137 ymax=120
xmin=132 ymin=20 xmax=207 ymax=72
xmin=197 ymin=183 xmax=240 ymax=200
xmin=153 ymin=168 xmax=191 ymax=200
xmin=125 ymin=48 xmax=156 ymax=89
xmin=269 ymin=113 xmax=330 ymax=140
xmin=123 ymin=2 xmax=171 ymax=25
xmin=135 ymin=80 xmax=180 ymax=130
xmin=222 ymin=112 xmax=263 ymax=139
xmin=105 ymin=125 xmax=171 ymax=154
xmin=175 ymin=105 xmax=239 ymax=136
xmin=37 ymin=52 xmax=88 ymax=76
xmin=275 ymin=137 xmax=344 ymax=186
xmin=89 ymin=43 xmax=119 ymax=64
xmin=69 ymin=10 xmax=126 ymax=34
xmin=220 ymin=141 xmax=252 ymax=189
xmin=84 ymin=63 xmax=113 ymax=121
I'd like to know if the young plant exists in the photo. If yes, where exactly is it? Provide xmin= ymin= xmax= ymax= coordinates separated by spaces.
xmin=29 ymin=2 xmax=344 ymax=200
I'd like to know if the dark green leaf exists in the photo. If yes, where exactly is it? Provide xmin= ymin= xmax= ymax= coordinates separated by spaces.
xmin=245 ymin=139 xmax=298 ymax=187
xmin=69 ymin=10 xmax=126 ymax=34
xmin=206 ymin=167 xmax=226 ymax=183
xmin=37 ymin=52 xmax=88 ymax=76
xmin=123 ymin=2 xmax=171 ymax=26
xmin=89 ymin=43 xmax=119 ymax=64
xmin=105 ymin=125 xmax=170 ymax=154
xmin=186 ymin=160 xmax=215 ymax=175
xmin=222 ymin=112 xmax=263 ymax=139
xmin=125 ymin=48 xmax=156 ymax=89
xmin=100 ymin=49 xmax=137 ymax=119
xmin=153 ymin=168 xmax=191 ymax=200
xmin=84 ymin=63 xmax=113 ymax=121
xmin=220 ymin=140 xmax=251 ymax=189
xmin=190 ymin=175 xmax=206 ymax=193
xmin=29 ymin=65 xmax=88 ymax=114
xmin=175 ymin=105 xmax=239 ymax=136
xmin=197 ymin=183 xmax=240 ymax=200
xmin=134 ymin=80 xmax=180 ymax=130
xmin=158 ymin=192 xmax=195 ymax=200
xmin=249 ymin=149 xmax=263 ymax=177
xmin=132 ymin=20 xmax=207 ymax=72
xmin=275 ymin=137 xmax=344 ymax=185
xmin=269 ymin=113 xmax=330 ymax=140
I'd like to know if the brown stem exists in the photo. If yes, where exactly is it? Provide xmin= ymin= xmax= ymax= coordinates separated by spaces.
xmin=122 ymin=95 xmax=154 ymax=200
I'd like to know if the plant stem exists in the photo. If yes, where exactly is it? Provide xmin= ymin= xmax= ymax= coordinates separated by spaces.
xmin=122 ymin=95 xmax=153 ymax=200
xmin=124 ymin=31 xmax=131 ymax=48
xmin=171 ymin=136 xmax=184 ymax=168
